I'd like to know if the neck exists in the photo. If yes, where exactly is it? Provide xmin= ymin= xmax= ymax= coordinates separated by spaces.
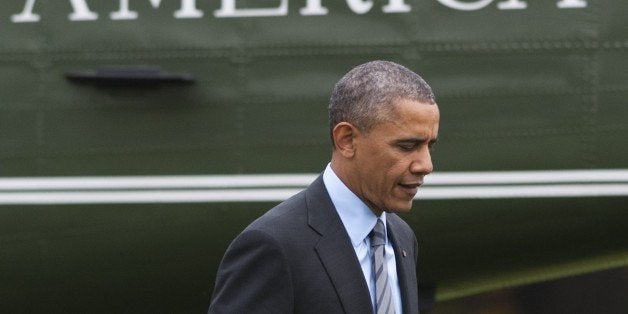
xmin=330 ymin=159 xmax=384 ymax=217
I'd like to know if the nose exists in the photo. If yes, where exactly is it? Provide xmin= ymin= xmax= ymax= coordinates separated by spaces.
xmin=409 ymin=147 xmax=433 ymax=175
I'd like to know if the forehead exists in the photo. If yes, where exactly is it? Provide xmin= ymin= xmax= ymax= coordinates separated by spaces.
xmin=379 ymin=99 xmax=440 ymax=134
xmin=394 ymin=98 xmax=438 ymax=118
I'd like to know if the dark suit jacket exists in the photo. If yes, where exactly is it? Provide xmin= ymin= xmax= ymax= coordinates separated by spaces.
xmin=209 ymin=175 xmax=419 ymax=313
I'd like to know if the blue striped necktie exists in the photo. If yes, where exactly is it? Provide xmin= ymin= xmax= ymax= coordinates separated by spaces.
xmin=370 ymin=219 xmax=395 ymax=314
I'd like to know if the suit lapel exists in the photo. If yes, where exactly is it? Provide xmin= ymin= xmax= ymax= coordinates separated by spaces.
xmin=306 ymin=176 xmax=373 ymax=314
xmin=387 ymin=216 xmax=419 ymax=314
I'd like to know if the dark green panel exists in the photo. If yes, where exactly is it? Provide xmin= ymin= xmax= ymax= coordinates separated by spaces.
xmin=0 ymin=108 xmax=38 ymax=143
xmin=2 ymin=198 xmax=627 ymax=312
xmin=44 ymin=58 xmax=241 ymax=106
xmin=235 ymin=5 xmax=416 ymax=46
xmin=439 ymin=93 xmax=585 ymax=136
xmin=436 ymin=92 xmax=589 ymax=171
xmin=596 ymin=91 xmax=628 ymax=168
xmin=416 ymin=1 xmax=595 ymax=42
xmin=241 ymin=56 xmax=346 ymax=100
xmin=36 ymin=149 xmax=242 ymax=176
xmin=435 ymin=134 xmax=588 ymax=171
xmin=0 ymin=62 xmax=40 ymax=175
xmin=0 ymin=62 xmax=40 ymax=108
xmin=598 ymin=1 xmax=628 ymax=41
xmin=409 ymin=197 xmax=628 ymax=299
xmin=233 ymin=145 xmax=330 ymax=173
xmin=0 ymin=202 xmax=271 ymax=313
xmin=39 ymin=106 xmax=234 ymax=154
xmin=598 ymin=50 xmax=628 ymax=87
xmin=239 ymin=99 xmax=328 ymax=147
xmin=423 ymin=52 xmax=587 ymax=97
xmin=598 ymin=91 xmax=628 ymax=127
xmin=0 ymin=2 xmax=46 ymax=52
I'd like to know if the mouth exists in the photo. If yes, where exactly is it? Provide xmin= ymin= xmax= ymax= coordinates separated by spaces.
xmin=398 ymin=182 xmax=421 ymax=196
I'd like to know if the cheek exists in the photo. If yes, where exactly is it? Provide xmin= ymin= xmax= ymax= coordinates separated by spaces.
xmin=361 ymin=147 xmax=405 ymax=188
xmin=378 ymin=162 xmax=407 ymax=195
xmin=387 ymin=157 xmax=410 ymax=177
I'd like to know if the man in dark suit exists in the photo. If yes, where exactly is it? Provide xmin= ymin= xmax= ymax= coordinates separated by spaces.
xmin=209 ymin=60 xmax=439 ymax=314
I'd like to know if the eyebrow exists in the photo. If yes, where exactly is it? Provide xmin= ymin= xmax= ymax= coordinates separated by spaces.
xmin=395 ymin=137 xmax=438 ymax=144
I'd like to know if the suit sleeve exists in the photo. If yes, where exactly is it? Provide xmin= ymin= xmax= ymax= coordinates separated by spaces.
xmin=208 ymin=228 xmax=293 ymax=314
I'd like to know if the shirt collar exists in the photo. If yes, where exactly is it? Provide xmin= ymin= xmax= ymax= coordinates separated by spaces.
xmin=323 ymin=163 xmax=386 ymax=247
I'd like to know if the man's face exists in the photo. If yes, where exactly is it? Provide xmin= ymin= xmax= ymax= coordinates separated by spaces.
xmin=350 ymin=99 xmax=439 ymax=215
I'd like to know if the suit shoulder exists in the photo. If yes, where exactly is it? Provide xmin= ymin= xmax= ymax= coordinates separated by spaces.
xmin=388 ymin=213 xmax=414 ymax=233
xmin=246 ymin=189 xmax=309 ymax=235
xmin=388 ymin=214 xmax=418 ymax=243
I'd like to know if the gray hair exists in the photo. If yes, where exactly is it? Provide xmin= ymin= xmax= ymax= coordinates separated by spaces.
xmin=328 ymin=60 xmax=435 ymax=144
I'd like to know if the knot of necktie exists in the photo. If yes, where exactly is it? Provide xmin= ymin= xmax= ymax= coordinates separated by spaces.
xmin=369 ymin=219 xmax=386 ymax=247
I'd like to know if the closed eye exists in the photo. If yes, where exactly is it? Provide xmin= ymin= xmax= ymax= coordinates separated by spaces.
xmin=395 ymin=139 xmax=422 ymax=152
xmin=398 ymin=143 xmax=417 ymax=152
xmin=395 ymin=138 xmax=438 ymax=152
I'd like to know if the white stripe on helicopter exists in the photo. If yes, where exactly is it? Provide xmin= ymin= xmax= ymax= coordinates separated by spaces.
xmin=1 ymin=169 xmax=627 ymax=204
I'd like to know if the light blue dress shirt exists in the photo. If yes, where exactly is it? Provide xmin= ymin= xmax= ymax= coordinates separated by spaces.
xmin=323 ymin=164 xmax=402 ymax=314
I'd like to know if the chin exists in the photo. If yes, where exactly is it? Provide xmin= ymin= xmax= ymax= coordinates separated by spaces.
xmin=386 ymin=203 xmax=413 ymax=214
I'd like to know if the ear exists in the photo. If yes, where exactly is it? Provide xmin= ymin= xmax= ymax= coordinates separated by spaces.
xmin=332 ymin=122 xmax=358 ymax=158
